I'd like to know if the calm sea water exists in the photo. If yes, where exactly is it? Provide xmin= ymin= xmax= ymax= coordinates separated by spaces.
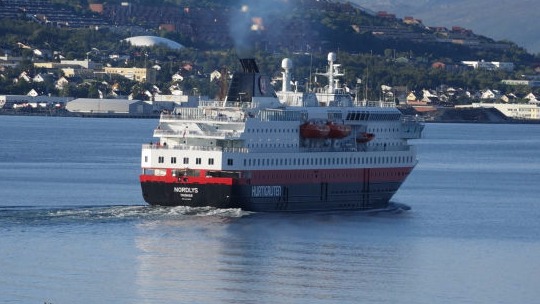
xmin=1 ymin=116 xmax=539 ymax=304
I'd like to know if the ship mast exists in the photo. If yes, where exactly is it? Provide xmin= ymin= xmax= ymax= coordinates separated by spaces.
xmin=317 ymin=52 xmax=344 ymax=94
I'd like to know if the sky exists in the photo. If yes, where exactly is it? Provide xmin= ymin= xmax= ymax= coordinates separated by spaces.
xmin=351 ymin=0 xmax=540 ymax=54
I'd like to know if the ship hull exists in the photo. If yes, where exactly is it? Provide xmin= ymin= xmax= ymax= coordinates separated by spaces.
xmin=141 ymin=182 xmax=233 ymax=208
xmin=140 ymin=170 xmax=411 ymax=212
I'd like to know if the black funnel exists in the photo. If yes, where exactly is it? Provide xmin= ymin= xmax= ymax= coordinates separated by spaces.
xmin=239 ymin=58 xmax=259 ymax=73
xmin=225 ymin=58 xmax=275 ymax=104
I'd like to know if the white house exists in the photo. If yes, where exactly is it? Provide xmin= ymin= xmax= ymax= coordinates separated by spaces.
xmin=172 ymin=73 xmax=184 ymax=82
xmin=500 ymin=94 xmax=518 ymax=103
xmin=55 ymin=76 xmax=69 ymax=90
xmin=210 ymin=70 xmax=222 ymax=82
xmin=27 ymin=89 xmax=39 ymax=97
xmin=33 ymin=73 xmax=46 ymax=83
xmin=480 ymin=89 xmax=502 ymax=100
xmin=524 ymin=92 xmax=537 ymax=102
xmin=422 ymin=89 xmax=437 ymax=98
xmin=18 ymin=71 xmax=31 ymax=82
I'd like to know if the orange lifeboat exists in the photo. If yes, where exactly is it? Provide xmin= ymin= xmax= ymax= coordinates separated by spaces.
xmin=327 ymin=122 xmax=352 ymax=139
xmin=300 ymin=121 xmax=330 ymax=138
xmin=356 ymin=132 xmax=375 ymax=143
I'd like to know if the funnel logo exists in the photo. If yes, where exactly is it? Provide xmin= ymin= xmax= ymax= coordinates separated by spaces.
xmin=259 ymin=76 xmax=268 ymax=94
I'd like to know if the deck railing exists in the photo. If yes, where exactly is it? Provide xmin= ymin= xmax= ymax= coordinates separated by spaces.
xmin=153 ymin=129 xmax=242 ymax=139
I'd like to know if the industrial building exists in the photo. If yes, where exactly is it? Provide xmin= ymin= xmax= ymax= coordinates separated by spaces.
xmin=65 ymin=98 xmax=154 ymax=115
xmin=0 ymin=95 xmax=72 ymax=109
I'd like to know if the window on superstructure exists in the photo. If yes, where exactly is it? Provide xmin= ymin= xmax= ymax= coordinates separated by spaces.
xmin=209 ymin=158 xmax=214 ymax=165
xmin=144 ymin=156 xmax=148 ymax=163
xmin=171 ymin=157 xmax=177 ymax=164
xmin=183 ymin=157 xmax=189 ymax=164
xmin=227 ymin=159 xmax=233 ymax=166
xmin=158 ymin=156 xmax=164 ymax=163
xmin=196 ymin=158 xmax=202 ymax=165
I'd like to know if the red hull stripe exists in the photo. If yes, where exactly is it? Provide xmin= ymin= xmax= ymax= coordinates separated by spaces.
xmin=140 ymin=167 xmax=413 ymax=186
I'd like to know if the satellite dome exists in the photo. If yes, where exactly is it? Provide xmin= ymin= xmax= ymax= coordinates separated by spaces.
xmin=328 ymin=52 xmax=337 ymax=62
xmin=124 ymin=36 xmax=184 ymax=50
xmin=281 ymin=58 xmax=293 ymax=69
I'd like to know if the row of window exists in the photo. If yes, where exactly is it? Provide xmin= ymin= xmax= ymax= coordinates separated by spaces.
xmin=155 ymin=156 xmax=215 ymax=165
xmin=247 ymin=128 xmax=298 ymax=134
xmin=247 ymin=127 xmax=403 ymax=135
xmin=246 ymin=141 xmax=403 ymax=149
xmin=254 ymin=170 xmax=409 ymax=180
xmin=346 ymin=112 xmax=401 ymax=121
xmin=243 ymin=156 xmax=413 ymax=167
xmin=150 ymin=155 xmax=412 ymax=167
xmin=369 ymin=127 xmax=400 ymax=133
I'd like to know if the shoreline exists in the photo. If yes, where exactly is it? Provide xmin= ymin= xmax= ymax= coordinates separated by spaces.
xmin=0 ymin=109 xmax=160 ymax=119
xmin=1 ymin=108 xmax=539 ymax=124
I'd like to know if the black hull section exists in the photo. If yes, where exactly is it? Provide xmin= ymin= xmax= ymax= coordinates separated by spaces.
xmin=141 ymin=182 xmax=233 ymax=208
xmin=141 ymin=180 xmax=404 ymax=212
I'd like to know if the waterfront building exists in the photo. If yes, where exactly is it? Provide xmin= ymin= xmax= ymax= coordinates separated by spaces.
xmin=0 ymin=95 xmax=72 ymax=109
xmin=103 ymin=67 xmax=156 ymax=83
xmin=66 ymin=98 xmax=154 ymax=115
xmin=470 ymin=103 xmax=540 ymax=120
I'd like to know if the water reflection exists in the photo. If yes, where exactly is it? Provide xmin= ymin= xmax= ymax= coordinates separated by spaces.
xmin=134 ymin=211 xmax=418 ymax=303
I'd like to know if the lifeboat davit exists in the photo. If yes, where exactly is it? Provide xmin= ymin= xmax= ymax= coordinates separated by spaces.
xmin=356 ymin=132 xmax=375 ymax=143
xmin=300 ymin=121 xmax=330 ymax=138
xmin=327 ymin=122 xmax=352 ymax=139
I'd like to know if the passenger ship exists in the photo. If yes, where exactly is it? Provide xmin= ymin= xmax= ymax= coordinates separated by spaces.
xmin=140 ymin=53 xmax=424 ymax=212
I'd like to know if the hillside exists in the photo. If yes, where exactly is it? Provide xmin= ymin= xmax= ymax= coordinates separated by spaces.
xmin=1 ymin=0 xmax=532 ymax=61
xmin=0 ymin=0 xmax=539 ymax=101
xmin=351 ymin=0 xmax=540 ymax=54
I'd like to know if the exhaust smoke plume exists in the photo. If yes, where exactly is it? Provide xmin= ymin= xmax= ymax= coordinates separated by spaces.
xmin=229 ymin=0 xmax=293 ymax=58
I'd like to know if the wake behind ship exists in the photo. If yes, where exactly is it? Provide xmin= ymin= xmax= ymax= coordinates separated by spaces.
xmin=140 ymin=53 xmax=423 ymax=212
